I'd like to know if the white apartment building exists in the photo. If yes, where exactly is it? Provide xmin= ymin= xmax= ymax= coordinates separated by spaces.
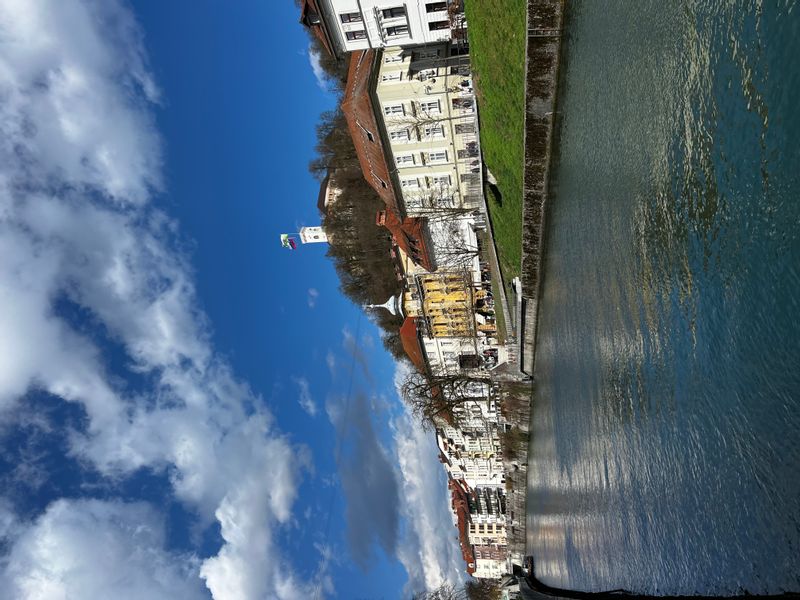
xmin=302 ymin=0 xmax=457 ymax=57
xmin=437 ymin=426 xmax=505 ymax=489
xmin=474 ymin=558 xmax=506 ymax=579
xmin=468 ymin=521 xmax=507 ymax=547
xmin=375 ymin=43 xmax=483 ymax=219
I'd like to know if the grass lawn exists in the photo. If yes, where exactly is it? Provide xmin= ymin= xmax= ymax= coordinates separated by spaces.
xmin=465 ymin=0 xmax=527 ymax=283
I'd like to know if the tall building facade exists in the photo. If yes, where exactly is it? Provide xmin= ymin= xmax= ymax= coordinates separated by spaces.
xmin=374 ymin=43 xmax=483 ymax=219
xmin=300 ymin=0 xmax=460 ymax=57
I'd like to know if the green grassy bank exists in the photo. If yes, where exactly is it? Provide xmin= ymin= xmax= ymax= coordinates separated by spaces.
xmin=465 ymin=0 xmax=527 ymax=283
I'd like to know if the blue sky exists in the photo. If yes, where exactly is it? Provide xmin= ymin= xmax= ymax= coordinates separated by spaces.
xmin=0 ymin=1 xmax=465 ymax=598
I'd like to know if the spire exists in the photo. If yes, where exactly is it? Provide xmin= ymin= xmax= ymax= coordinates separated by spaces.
xmin=364 ymin=294 xmax=404 ymax=318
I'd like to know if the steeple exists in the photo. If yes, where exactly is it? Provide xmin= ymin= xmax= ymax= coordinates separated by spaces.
xmin=364 ymin=294 xmax=404 ymax=318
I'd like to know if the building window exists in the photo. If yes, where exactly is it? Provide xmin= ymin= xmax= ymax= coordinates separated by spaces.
xmin=428 ymin=20 xmax=449 ymax=30
xmin=455 ymin=122 xmax=475 ymax=134
xmin=426 ymin=1 xmax=447 ymax=11
xmin=461 ymin=173 xmax=480 ymax=184
xmin=390 ymin=129 xmax=411 ymax=142
xmin=452 ymin=97 xmax=474 ymax=110
xmin=384 ymin=104 xmax=405 ymax=116
xmin=340 ymin=12 xmax=362 ymax=23
xmin=457 ymin=148 xmax=479 ymax=159
xmin=381 ymin=72 xmax=402 ymax=82
xmin=345 ymin=30 xmax=367 ymax=40
xmin=395 ymin=154 xmax=415 ymax=165
xmin=401 ymin=178 xmax=419 ymax=189
xmin=385 ymin=24 xmax=409 ymax=37
xmin=415 ymin=49 xmax=440 ymax=60
xmin=426 ymin=150 xmax=448 ymax=163
xmin=382 ymin=7 xmax=406 ymax=18
xmin=423 ymin=125 xmax=445 ymax=139
xmin=384 ymin=54 xmax=404 ymax=63
xmin=418 ymin=99 xmax=440 ymax=114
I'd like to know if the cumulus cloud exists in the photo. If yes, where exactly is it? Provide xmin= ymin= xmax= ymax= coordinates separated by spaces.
xmin=0 ymin=499 xmax=206 ymax=600
xmin=0 ymin=1 xmax=316 ymax=598
xmin=327 ymin=393 xmax=400 ymax=567
xmin=292 ymin=376 xmax=318 ymax=417
xmin=391 ymin=363 xmax=467 ymax=594
xmin=307 ymin=287 xmax=319 ymax=308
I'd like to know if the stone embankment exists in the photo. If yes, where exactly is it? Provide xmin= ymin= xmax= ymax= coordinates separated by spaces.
xmin=519 ymin=0 xmax=564 ymax=375
xmin=506 ymin=0 xmax=563 ymax=570
xmin=499 ymin=382 xmax=533 ymax=556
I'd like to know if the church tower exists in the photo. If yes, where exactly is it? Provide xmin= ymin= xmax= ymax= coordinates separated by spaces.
xmin=299 ymin=226 xmax=328 ymax=244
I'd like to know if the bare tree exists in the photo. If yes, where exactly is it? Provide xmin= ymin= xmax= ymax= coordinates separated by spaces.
xmin=412 ymin=581 xmax=500 ymax=600
xmin=427 ymin=216 xmax=483 ymax=271
xmin=400 ymin=370 xmax=490 ymax=428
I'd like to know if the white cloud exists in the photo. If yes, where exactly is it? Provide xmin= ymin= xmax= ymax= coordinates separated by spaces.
xmin=0 ymin=1 xmax=319 ymax=598
xmin=391 ymin=363 xmax=467 ymax=595
xmin=325 ymin=351 xmax=337 ymax=378
xmin=0 ymin=499 xmax=206 ymax=600
xmin=307 ymin=44 xmax=331 ymax=92
xmin=292 ymin=376 xmax=318 ymax=417
xmin=307 ymin=287 xmax=319 ymax=308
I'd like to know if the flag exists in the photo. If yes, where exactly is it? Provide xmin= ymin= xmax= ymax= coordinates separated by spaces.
xmin=280 ymin=234 xmax=295 ymax=249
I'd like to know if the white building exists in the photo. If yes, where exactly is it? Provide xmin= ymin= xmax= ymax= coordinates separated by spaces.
xmin=437 ymin=425 xmax=504 ymax=489
xmin=375 ymin=43 xmax=483 ymax=220
xmin=473 ymin=546 xmax=507 ymax=579
xmin=300 ymin=0 xmax=459 ymax=57
xmin=299 ymin=226 xmax=329 ymax=244
xmin=468 ymin=521 xmax=507 ymax=547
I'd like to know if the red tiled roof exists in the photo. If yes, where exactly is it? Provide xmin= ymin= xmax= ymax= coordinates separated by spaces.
xmin=343 ymin=50 xmax=436 ymax=272
xmin=399 ymin=318 xmax=426 ymax=373
xmin=450 ymin=480 xmax=475 ymax=574
xmin=299 ymin=0 xmax=337 ymax=57
xmin=342 ymin=50 xmax=402 ymax=216
xmin=377 ymin=210 xmax=435 ymax=272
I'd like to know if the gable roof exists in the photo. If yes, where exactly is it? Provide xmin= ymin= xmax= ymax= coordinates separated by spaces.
xmin=399 ymin=317 xmax=427 ymax=373
xmin=342 ymin=50 xmax=402 ymax=216
xmin=377 ymin=210 xmax=435 ymax=273
xmin=450 ymin=479 xmax=476 ymax=574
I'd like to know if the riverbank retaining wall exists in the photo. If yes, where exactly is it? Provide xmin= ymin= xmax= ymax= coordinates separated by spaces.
xmin=519 ymin=0 xmax=564 ymax=375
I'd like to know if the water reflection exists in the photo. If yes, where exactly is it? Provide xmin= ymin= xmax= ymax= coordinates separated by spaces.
xmin=526 ymin=0 xmax=800 ymax=594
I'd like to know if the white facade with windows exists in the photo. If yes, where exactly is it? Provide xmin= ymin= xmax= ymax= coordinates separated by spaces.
xmin=374 ymin=44 xmax=483 ymax=220
xmin=437 ymin=423 xmax=505 ymax=489
xmin=314 ymin=1 xmax=455 ymax=54
xmin=473 ymin=557 xmax=507 ymax=580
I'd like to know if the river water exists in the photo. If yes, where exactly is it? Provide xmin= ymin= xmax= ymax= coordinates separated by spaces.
xmin=526 ymin=0 xmax=800 ymax=594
